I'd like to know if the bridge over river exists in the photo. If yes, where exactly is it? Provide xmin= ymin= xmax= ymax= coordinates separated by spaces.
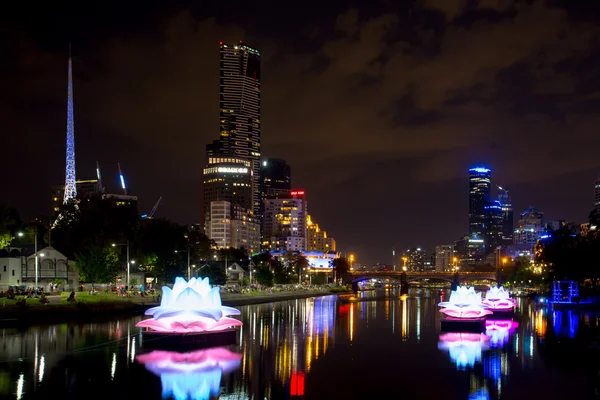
xmin=346 ymin=270 xmax=497 ymax=292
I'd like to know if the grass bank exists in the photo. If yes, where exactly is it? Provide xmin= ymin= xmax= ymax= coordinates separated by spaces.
xmin=0 ymin=287 xmax=352 ymax=326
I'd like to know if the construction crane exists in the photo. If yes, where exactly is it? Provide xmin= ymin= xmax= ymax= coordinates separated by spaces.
xmin=497 ymin=185 xmax=509 ymax=194
xmin=118 ymin=162 xmax=127 ymax=195
xmin=142 ymin=197 xmax=162 ymax=219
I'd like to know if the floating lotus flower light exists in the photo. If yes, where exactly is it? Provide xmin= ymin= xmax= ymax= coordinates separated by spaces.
xmin=482 ymin=286 xmax=517 ymax=311
xmin=137 ymin=347 xmax=242 ymax=400
xmin=438 ymin=286 xmax=493 ymax=319
xmin=438 ymin=332 xmax=490 ymax=369
xmin=485 ymin=319 xmax=518 ymax=347
xmin=136 ymin=277 xmax=242 ymax=333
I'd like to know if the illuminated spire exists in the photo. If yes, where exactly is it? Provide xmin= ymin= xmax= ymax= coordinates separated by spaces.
xmin=63 ymin=44 xmax=77 ymax=203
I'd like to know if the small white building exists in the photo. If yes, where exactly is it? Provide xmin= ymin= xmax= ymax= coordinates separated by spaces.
xmin=0 ymin=246 xmax=79 ymax=291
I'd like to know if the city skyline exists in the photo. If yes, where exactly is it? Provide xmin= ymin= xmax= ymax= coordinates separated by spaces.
xmin=4 ymin=1 xmax=600 ymax=263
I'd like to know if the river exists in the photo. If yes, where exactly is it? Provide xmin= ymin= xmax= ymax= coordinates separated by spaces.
xmin=1 ymin=288 xmax=598 ymax=399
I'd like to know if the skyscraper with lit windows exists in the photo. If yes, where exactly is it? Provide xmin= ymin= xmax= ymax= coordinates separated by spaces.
xmin=218 ymin=41 xmax=261 ymax=215
xmin=469 ymin=167 xmax=492 ymax=236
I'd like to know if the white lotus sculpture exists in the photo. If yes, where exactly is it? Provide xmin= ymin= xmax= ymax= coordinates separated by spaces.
xmin=482 ymin=286 xmax=517 ymax=311
xmin=136 ymin=277 xmax=242 ymax=333
xmin=438 ymin=286 xmax=493 ymax=319
xmin=137 ymin=347 xmax=242 ymax=400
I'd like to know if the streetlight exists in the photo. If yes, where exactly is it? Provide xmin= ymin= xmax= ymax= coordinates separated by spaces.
xmin=19 ymin=228 xmax=40 ymax=289
xmin=453 ymin=257 xmax=458 ymax=272
xmin=112 ymin=240 xmax=130 ymax=289
xmin=349 ymin=254 xmax=355 ymax=271
xmin=402 ymin=257 xmax=408 ymax=271
xmin=174 ymin=248 xmax=191 ymax=280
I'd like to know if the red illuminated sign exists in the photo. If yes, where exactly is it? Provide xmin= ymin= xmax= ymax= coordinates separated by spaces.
xmin=290 ymin=371 xmax=305 ymax=396
xmin=291 ymin=190 xmax=305 ymax=197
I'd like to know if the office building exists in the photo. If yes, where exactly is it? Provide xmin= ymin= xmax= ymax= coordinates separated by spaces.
xmin=218 ymin=41 xmax=261 ymax=215
xmin=469 ymin=167 xmax=491 ymax=237
xmin=202 ymin=156 xmax=253 ymax=231
xmin=262 ymin=191 xmax=307 ymax=252
xmin=206 ymin=201 xmax=260 ymax=254
xmin=514 ymin=206 xmax=545 ymax=246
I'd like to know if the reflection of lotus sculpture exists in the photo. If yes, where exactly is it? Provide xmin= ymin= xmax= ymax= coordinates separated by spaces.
xmin=438 ymin=286 xmax=493 ymax=319
xmin=136 ymin=277 xmax=242 ymax=333
xmin=485 ymin=319 xmax=518 ymax=347
xmin=438 ymin=333 xmax=490 ymax=369
xmin=137 ymin=347 xmax=242 ymax=400
xmin=482 ymin=287 xmax=517 ymax=311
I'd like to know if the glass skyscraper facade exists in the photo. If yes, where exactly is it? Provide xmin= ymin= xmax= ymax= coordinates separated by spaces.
xmin=469 ymin=167 xmax=492 ymax=237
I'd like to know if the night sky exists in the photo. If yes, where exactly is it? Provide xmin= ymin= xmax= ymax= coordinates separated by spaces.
xmin=4 ymin=0 xmax=600 ymax=264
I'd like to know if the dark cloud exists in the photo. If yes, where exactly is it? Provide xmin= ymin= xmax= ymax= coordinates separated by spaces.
xmin=3 ymin=1 xmax=600 ymax=263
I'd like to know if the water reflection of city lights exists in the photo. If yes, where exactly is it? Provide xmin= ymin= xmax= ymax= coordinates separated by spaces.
xmin=468 ymin=388 xmax=490 ymax=400
xmin=16 ymin=373 xmax=24 ymax=400
xmin=38 ymin=355 xmax=45 ymax=383
xmin=111 ymin=352 xmax=117 ymax=380
xmin=438 ymin=333 xmax=490 ymax=369
xmin=534 ymin=309 xmax=547 ymax=337
xmin=401 ymin=297 xmax=408 ymax=341
xmin=553 ymin=310 xmax=579 ymax=339
xmin=137 ymin=347 xmax=242 ymax=400
xmin=485 ymin=320 xmax=518 ymax=348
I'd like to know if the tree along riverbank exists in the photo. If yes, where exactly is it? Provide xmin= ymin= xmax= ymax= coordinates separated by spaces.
xmin=0 ymin=288 xmax=351 ymax=326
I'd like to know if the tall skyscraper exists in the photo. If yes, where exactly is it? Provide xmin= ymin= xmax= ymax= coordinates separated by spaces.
xmin=468 ymin=167 xmax=491 ymax=236
xmin=260 ymin=158 xmax=291 ymax=214
xmin=218 ymin=41 xmax=261 ymax=214
xmin=497 ymin=186 xmax=514 ymax=245
xmin=64 ymin=51 xmax=77 ymax=203
xmin=484 ymin=200 xmax=504 ymax=253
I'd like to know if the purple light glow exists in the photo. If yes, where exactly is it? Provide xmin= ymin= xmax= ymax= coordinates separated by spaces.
xmin=136 ymin=277 xmax=242 ymax=333
xmin=439 ymin=286 xmax=493 ymax=319
xmin=485 ymin=319 xmax=519 ymax=347
xmin=137 ymin=347 xmax=242 ymax=400
xmin=482 ymin=287 xmax=517 ymax=311
xmin=438 ymin=333 xmax=490 ymax=369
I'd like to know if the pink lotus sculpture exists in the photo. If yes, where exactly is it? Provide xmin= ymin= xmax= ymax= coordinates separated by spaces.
xmin=136 ymin=277 xmax=242 ymax=333
xmin=438 ymin=286 xmax=493 ymax=319
xmin=482 ymin=286 xmax=517 ymax=311
xmin=485 ymin=319 xmax=518 ymax=347
xmin=137 ymin=347 xmax=242 ymax=400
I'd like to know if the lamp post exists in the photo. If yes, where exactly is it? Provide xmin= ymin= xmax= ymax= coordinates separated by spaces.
xmin=112 ymin=240 xmax=130 ymax=289
xmin=18 ymin=228 xmax=39 ymax=289
xmin=174 ymin=248 xmax=191 ymax=280
xmin=402 ymin=256 xmax=408 ymax=272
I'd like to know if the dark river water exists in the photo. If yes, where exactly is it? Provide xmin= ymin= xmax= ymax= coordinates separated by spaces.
xmin=1 ymin=289 xmax=599 ymax=400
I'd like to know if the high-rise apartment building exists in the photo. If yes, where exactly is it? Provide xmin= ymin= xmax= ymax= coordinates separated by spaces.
xmin=514 ymin=206 xmax=545 ymax=246
xmin=435 ymin=245 xmax=454 ymax=272
xmin=202 ymin=156 xmax=253 ymax=231
xmin=469 ymin=167 xmax=491 ymax=237
xmin=262 ymin=191 xmax=307 ymax=252
xmin=206 ymin=201 xmax=260 ymax=254
xmin=306 ymin=215 xmax=336 ymax=253
xmin=218 ymin=41 xmax=261 ymax=215
xmin=403 ymin=248 xmax=426 ymax=272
